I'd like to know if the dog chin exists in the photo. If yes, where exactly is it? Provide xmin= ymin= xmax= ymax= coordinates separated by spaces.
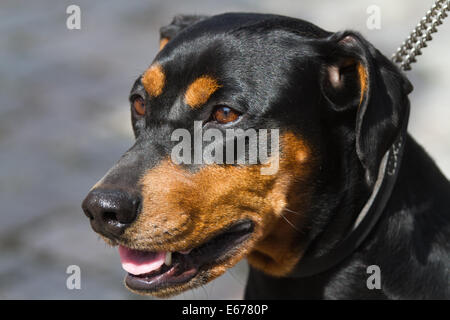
xmin=124 ymin=264 xmax=228 ymax=298
xmin=110 ymin=220 xmax=256 ymax=297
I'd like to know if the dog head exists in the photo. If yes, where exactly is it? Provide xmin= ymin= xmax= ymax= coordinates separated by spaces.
xmin=82 ymin=13 xmax=411 ymax=297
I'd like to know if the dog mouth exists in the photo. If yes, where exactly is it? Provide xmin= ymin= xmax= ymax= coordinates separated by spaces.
xmin=120 ymin=220 xmax=254 ymax=293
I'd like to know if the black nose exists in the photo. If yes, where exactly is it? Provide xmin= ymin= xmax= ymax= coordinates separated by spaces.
xmin=82 ymin=188 xmax=141 ymax=237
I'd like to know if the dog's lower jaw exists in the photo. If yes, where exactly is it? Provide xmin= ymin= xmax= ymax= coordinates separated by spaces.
xmin=125 ymin=234 xmax=306 ymax=298
xmin=123 ymin=235 xmax=259 ymax=298
xmin=100 ymin=203 xmax=307 ymax=295
xmin=124 ymin=266 xmax=226 ymax=298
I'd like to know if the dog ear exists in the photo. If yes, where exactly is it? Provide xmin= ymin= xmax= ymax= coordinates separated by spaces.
xmin=320 ymin=32 xmax=413 ymax=186
xmin=159 ymin=15 xmax=209 ymax=50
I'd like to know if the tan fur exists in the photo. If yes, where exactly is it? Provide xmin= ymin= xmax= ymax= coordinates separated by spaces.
xmin=357 ymin=62 xmax=368 ymax=105
xmin=142 ymin=64 xmax=165 ymax=97
xmin=118 ymin=132 xmax=316 ymax=296
xmin=184 ymin=76 xmax=221 ymax=108
xmin=246 ymin=133 xmax=312 ymax=276
xmin=159 ymin=38 xmax=169 ymax=50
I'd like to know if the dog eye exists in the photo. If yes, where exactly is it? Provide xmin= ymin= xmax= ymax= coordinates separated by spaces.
xmin=212 ymin=106 xmax=240 ymax=124
xmin=132 ymin=96 xmax=146 ymax=116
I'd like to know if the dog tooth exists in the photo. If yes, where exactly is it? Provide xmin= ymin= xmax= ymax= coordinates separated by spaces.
xmin=164 ymin=252 xmax=172 ymax=266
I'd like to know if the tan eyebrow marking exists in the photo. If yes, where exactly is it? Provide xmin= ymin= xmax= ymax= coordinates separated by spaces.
xmin=142 ymin=63 xmax=165 ymax=97
xmin=184 ymin=76 xmax=222 ymax=108
xmin=159 ymin=38 xmax=169 ymax=50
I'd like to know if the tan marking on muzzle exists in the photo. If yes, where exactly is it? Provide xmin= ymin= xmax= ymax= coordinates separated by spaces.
xmin=120 ymin=132 xmax=316 ymax=296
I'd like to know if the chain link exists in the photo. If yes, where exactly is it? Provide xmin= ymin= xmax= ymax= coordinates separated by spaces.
xmin=392 ymin=0 xmax=450 ymax=71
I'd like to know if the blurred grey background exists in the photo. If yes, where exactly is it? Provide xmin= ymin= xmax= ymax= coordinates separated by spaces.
xmin=0 ymin=0 xmax=449 ymax=299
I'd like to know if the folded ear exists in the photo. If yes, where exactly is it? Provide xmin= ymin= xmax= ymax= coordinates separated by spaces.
xmin=159 ymin=14 xmax=209 ymax=50
xmin=320 ymin=31 xmax=413 ymax=186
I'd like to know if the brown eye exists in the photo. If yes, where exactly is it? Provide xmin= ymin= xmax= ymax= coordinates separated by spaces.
xmin=133 ymin=96 xmax=145 ymax=116
xmin=213 ymin=106 xmax=240 ymax=124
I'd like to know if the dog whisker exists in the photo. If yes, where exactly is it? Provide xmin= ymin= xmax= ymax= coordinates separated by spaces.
xmin=279 ymin=212 xmax=302 ymax=233
xmin=283 ymin=207 xmax=303 ymax=215
xmin=228 ymin=268 xmax=245 ymax=286
xmin=209 ymin=278 xmax=215 ymax=296
xmin=200 ymin=284 xmax=209 ymax=299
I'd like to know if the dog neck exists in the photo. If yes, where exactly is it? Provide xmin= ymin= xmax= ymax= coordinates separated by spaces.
xmin=289 ymin=105 xmax=409 ymax=277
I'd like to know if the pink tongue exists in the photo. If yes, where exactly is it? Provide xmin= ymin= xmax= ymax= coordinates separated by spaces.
xmin=118 ymin=245 xmax=166 ymax=275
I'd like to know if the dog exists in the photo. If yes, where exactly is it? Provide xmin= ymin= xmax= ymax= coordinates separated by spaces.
xmin=82 ymin=13 xmax=450 ymax=299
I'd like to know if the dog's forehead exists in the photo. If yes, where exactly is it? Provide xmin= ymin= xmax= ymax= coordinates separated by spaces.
xmin=136 ymin=13 xmax=330 ymax=115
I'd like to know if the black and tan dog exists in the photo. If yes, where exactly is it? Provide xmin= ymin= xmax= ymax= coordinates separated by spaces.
xmin=82 ymin=13 xmax=450 ymax=299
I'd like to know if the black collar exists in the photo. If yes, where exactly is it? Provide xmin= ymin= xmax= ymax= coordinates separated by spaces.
xmin=289 ymin=105 xmax=410 ymax=278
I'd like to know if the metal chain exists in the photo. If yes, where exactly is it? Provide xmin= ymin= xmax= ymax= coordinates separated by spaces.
xmin=392 ymin=0 xmax=450 ymax=71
